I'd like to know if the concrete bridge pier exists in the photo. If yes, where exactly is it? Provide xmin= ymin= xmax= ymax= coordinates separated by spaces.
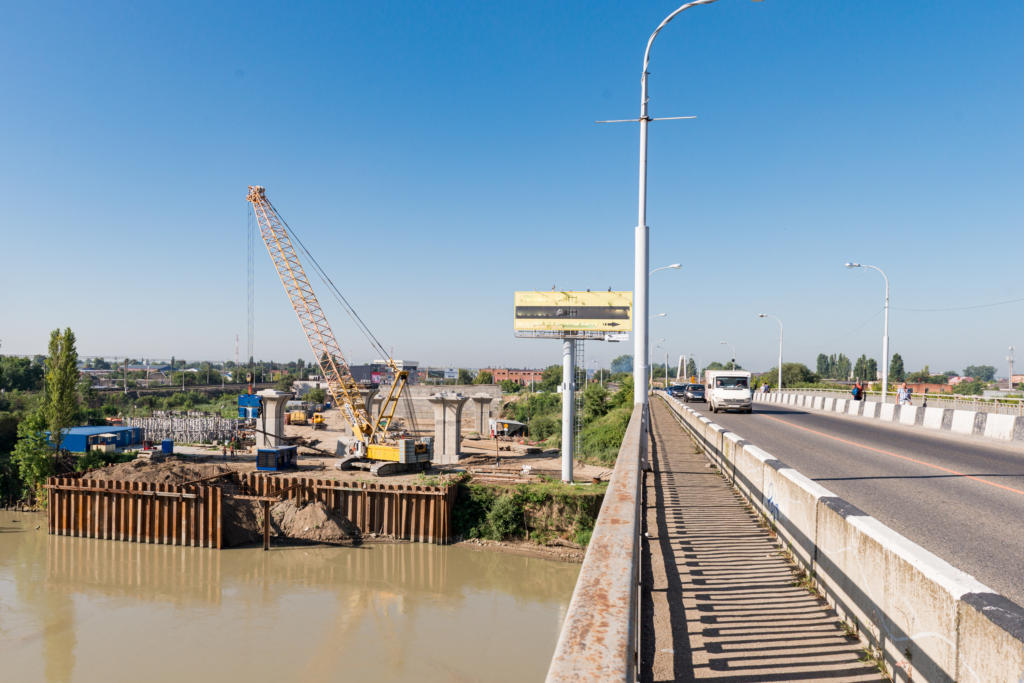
xmin=256 ymin=389 xmax=293 ymax=449
xmin=428 ymin=393 xmax=468 ymax=464
xmin=471 ymin=394 xmax=495 ymax=435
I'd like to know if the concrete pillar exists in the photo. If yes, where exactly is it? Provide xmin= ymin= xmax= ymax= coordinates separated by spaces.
xmin=360 ymin=388 xmax=378 ymax=417
xmin=428 ymin=392 xmax=468 ymax=464
xmin=370 ymin=395 xmax=384 ymax=421
xmin=471 ymin=394 xmax=495 ymax=435
xmin=256 ymin=389 xmax=293 ymax=449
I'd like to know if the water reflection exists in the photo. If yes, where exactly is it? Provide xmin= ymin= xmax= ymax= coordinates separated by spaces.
xmin=0 ymin=512 xmax=578 ymax=682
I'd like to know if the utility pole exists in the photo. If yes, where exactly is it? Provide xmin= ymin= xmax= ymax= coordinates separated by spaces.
xmin=124 ymin=357 xmax=128 ymax=394
xmin=1009 ymin=346 xmax=1016 ymax=391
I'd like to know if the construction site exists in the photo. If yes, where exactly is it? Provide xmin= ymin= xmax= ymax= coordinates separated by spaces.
xmin=45 ymin=186 xmax=609 ymax=552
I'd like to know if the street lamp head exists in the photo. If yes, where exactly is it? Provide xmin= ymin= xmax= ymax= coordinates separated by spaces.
xmin=757 ymin=313 xmax=767 ymax=318
xmin=667 ymin=263 xmax=681 ymax=269
xmin=845 ymin=262 xmax=861 ymax=269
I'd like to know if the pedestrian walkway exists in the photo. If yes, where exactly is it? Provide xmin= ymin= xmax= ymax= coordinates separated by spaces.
xmin=640 ymin=398 xmax=878 ymax=682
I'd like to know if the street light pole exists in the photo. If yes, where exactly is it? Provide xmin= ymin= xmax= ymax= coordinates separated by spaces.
xmin=758 ymin=314 xmax=783 ymax=391
xmin=648 ymin=313 xmax=667 ymax=385
xmin=627 ymin=0 xmax=764 ymax=411
xmin=720 ymin=340 xmax=736 ymax=370
xmin=846 ymin=262 xmax=890 ymax=402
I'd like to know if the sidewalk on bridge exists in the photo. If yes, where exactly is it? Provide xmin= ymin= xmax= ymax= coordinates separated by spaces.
xmin=640 ymin=398 xmax=879 ymax=682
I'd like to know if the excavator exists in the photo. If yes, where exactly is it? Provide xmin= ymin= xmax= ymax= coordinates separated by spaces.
xmin=246 ymin=185 xmax=431 ymax=475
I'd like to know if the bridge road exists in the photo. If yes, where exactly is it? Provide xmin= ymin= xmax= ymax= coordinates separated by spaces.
xmin=688 ymin=400 xmax=1024 ymax=608
xmin=641 ymin=398 xmax=877 ymax=682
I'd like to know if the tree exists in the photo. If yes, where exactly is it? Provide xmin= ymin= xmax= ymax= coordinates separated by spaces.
xmin=779 ymin=363 xmax=815 ymax=386
xmin=473 ymin=370 xmax=494 ymax=385
xmin=538 ymin=365 xmax=562 ymax=392
xmin=963 ymin=365 xmax=997 ymax=382
xmin=457 ymin=369 xmax=474 ymax=385
xmin=44 ymin=328 xmax=82 ymax=453
xmin=889 ymin=353 xmax=906 ymax=382
xmin=685 ymin=358 xmax=697 ymax=380
xmin=499 ymin=379 xmax=521 ymax=393
xmin=610 ymin=355 xmax=633 ymax=374
xmin=11 ymin=409 xmax=53 ymax=502
xmin=816 ymin=353 xmax=829 ymax=377
xmin=306 ymin=387 xmax=327 ymax=404
xmin=0 ymin=356 xmax=45 ymax=391
xmin=851 ymin=355 xmax=878 ymax=382
xmin=582 ymin=383 xmax=609 ymax=423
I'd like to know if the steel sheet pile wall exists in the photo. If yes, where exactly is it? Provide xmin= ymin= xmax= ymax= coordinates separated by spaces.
xmin=126 ymin=413 xmax=236 ymax=443
xmin=46 ymin=475 xmax=223 ymax=548
xmin=237 ymin=473 xmax=456 ymax=544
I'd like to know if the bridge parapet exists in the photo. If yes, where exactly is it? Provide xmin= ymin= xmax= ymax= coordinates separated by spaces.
xmin=759 ymin=390 xmax=1024 ymax=443
xmin=661 ymin=391 xmax=1024 ymax=681
xmin=547 ymin=404 xmax=645 ymax=681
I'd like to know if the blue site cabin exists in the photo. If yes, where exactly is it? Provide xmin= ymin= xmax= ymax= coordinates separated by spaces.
xmin=47 ymin=426 xmax=143 ymax=453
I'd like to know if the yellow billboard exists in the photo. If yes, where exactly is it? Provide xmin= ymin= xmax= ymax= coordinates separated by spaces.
xmin=514 ymin=291 xmax=633 ymax=332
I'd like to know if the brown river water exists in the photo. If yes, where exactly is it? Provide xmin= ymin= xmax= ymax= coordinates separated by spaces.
xmin=0 ymin=511 xmax=579 ymax=682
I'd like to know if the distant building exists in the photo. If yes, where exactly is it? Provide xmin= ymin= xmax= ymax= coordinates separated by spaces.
xmin=48 ymin=426 xmax=143 ymax=453
xmin=907 ymin=382 xmax=953 ymax=395
xmin=948 ymin=376 xmax=975 ymax=386
xmin=484 ymin=368 xmax=544 ymax=386
xmin=349 ymin=360 xmax=419 ymax=385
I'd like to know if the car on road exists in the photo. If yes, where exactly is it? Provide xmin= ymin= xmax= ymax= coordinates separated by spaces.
xmin=667 ymin=384 xmax=688 ymax=398
xmin=682 ymin=384 xmax=706 ymax=402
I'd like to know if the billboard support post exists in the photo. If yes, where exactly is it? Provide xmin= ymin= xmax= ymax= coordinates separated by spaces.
xmin=513 ymin=290 xmax=633 ymax=483
xmin=561 ymin=339 xmax=576 ymax=483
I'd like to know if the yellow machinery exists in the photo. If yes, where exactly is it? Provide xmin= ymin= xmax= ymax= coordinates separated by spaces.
xmin=246 ymin=186 xmax=431 ymax=475
xmin=311 ymin=412 xmax=326 ymax=430
xmin=288 ymin=410 xmax=308 ymax=426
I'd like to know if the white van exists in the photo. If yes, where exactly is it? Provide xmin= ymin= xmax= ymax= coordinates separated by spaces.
xmin=704 ymin=370 xmax=753 ymax=414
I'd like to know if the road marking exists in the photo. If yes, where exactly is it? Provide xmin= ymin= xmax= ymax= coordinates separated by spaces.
xmin=758 ymin=412 xmax=1024 ymax=497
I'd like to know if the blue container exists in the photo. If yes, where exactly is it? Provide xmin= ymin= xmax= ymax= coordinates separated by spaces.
xmin=161 ymin=439 xmax=174 ymax=454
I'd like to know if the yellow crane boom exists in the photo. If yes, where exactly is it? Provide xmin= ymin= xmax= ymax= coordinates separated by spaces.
xmin=245 ymin=185 xmax=407 ymax=449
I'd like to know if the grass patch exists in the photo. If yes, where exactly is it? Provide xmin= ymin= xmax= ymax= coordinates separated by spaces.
xmin=453 ymin=479 xmax=607 ymax=546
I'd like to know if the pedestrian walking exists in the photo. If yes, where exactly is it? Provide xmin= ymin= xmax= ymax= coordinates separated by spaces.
xmin=897 ymin=382 xmax=911 ymax=406
xmin=851 ymin=380 xmax=864 ymax=401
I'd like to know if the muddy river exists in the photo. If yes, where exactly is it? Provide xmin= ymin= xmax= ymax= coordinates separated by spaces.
xmin=0 ymin=511 xmax=579 ymax=682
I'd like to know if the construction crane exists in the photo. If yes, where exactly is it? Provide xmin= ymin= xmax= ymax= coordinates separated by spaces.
xmin=245 ymin=185 xmax=431 ymax=475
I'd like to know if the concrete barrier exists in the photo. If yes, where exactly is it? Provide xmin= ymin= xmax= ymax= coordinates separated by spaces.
xmin=951 ymin=409 xmax=979 ymax=436
xmin=899 ymin=405 xmax=919 ymax=426
xmin=658 ymin=393 xmax=1024 ymax=682
xmin=547 ymin=404 xmax=644 ymax=681
xmin=984 ymin=413 xmax=1016 ymax=441
xmin=771 ymin=391 xmax=1024 ymax=446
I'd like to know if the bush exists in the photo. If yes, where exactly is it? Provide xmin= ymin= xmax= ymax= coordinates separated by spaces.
xmin=486 ymin=495 xmax=523 ymax=540
xmin=578 ymin=406 xmax=632 ymax=466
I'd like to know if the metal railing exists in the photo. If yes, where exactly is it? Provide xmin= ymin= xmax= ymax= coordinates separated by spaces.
xmin=547 ymin=403 xmax=646 ymax=681
xmin=774 ymin=388 xmax=1024 ymax=416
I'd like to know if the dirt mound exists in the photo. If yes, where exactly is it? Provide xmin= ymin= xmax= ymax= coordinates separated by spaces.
xmin=82 ymin=458 xmax=233 ymax=485
xmin=268 ymin=499 xmax=360 ymax=546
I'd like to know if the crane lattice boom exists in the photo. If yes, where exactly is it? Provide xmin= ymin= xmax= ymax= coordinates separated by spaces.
xmin=246 ymin=185 xmax=375 ymax=442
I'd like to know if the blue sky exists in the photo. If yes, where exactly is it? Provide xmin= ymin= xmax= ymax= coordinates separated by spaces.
xmin=1 ymin=1 xmax=1022 ymax=375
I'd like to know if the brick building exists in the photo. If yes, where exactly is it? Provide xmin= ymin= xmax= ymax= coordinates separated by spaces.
xmin=484 ymin=367 xmax=544 ymax=386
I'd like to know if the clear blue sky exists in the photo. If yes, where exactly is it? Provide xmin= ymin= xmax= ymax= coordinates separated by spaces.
xmin=2 ymin=1 xmax=1022 ymax=376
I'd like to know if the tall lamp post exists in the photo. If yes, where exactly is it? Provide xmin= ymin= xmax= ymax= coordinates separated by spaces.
xmin=649 ymin=314 xmax=667 ymax=384
xmin=720 ymin=340 xmax=736 ymax=370
xmin=846 ymin=262 xmax=890 ymax=402
xmin=630 ymin=0 xmax=764 ymax=408
xmin=758 ymin=313 xmax=783 ymax=391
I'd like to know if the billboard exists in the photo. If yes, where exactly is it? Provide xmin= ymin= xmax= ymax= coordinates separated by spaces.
xmin=514 ymin=291 xmax=633 ymax=333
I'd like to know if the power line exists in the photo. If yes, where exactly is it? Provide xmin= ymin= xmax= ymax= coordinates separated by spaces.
xmin=894 ymin=296 xmax=1024 ymax=313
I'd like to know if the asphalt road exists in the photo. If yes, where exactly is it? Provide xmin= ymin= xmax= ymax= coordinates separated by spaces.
xmin=678 ymin=398 xmax=1024 ymax=607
